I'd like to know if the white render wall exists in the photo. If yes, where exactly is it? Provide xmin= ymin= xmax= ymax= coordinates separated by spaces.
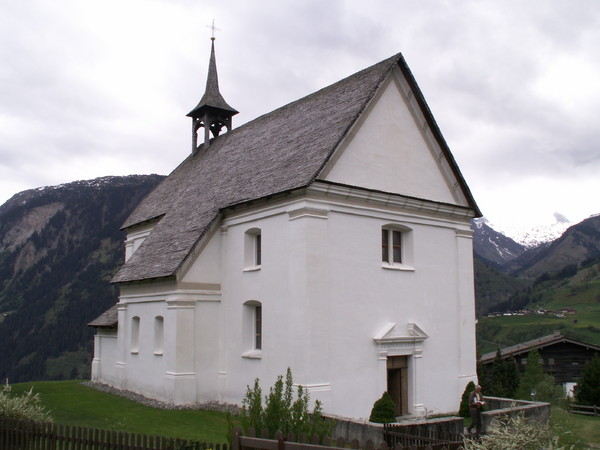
xmin=92 ymin=189 xmax=477 ymax=419
xmin=202 ymin=190 xmax=476 ymax=419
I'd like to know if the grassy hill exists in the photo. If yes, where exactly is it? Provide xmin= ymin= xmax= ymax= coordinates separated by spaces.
xmin=10 ymin=380 xmax=231 ymax=442
xmin=8 ymin=381 xmax=600 ymax=448
xmin=477 ymin=259 xmax=600 ymax=354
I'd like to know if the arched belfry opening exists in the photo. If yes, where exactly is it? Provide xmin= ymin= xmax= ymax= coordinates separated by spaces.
xmin=187 ymin=36 xmax=238 ymax=153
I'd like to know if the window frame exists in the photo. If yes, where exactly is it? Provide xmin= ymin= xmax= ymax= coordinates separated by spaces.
xmin=131 ymin=316 xmax=140 ymax=354
xmin=242 ymin=300 xmax=263 ymax=359
xmin=381 ymin=225 xmax=414 ymax=271
xmin=244 ymin=228 xmax=262 ymax=271
xmin=153 ymin=315 xmax=164 ymax=356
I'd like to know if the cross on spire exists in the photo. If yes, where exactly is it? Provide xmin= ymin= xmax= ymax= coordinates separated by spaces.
xmin=206 ymin=19 xmax=220 ymax=41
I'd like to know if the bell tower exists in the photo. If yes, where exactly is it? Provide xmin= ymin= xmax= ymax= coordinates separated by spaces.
xmin=187 ymin=30 xmax=238 ymax=153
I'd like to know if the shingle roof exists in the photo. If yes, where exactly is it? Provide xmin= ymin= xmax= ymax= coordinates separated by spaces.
xmin=479 ymin=332 xmax=600 ymax=364
xmin=113 ymin=53 xmax=479 ymax=283
xmin=87 ymin=304 xmax=118 ymax=328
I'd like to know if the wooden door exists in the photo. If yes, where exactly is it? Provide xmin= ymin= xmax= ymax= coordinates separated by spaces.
xmin=387 ymin=356 xmax=408 ymax=416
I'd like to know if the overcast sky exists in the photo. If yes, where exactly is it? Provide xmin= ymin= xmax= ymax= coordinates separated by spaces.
xmin=1 ymin=0 xmax=599 ymax=237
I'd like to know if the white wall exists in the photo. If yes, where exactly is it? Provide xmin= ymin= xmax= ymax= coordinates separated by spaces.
xmin=213 ymin=190 xmax=477 ymax=419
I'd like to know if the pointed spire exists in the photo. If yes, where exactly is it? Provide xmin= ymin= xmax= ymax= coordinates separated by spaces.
xmin=187 ymin=34 xmax=238 ymax=152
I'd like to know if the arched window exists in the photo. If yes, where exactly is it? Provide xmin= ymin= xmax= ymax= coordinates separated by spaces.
xmin=242 ymin=300 xmax=262 ymax=358
xmin=131 ymin=316 xmax=140 ymax=354
xmin=244 ymin=228 xmax=262 ymax=270
xmin=154 ymin=316 xmax=164 ymax=355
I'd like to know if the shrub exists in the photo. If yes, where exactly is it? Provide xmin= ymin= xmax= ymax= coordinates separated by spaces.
xmin=463 ymin=413 xmax=557 ymax=449
xmin=368 ymin=392 xmax=396 ymax=423
xmin=574 ymin=354 xmax=600 ymax=406
xmin=0 ymin=383 xmax=52 ymax=422
xmin=459 ymin=381 xmax=476 ymax=418
xmin=238 ymin=368 xmax=334 ymax=440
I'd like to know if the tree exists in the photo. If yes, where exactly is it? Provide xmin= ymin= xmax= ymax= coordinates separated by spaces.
xmin=515 ymin=350 xmax=545 ymax=400
xmin=459 ymin=381 xmax=476 ymax=418
xmin=480 ymin=351 xmax=519 ymax=398
xmin=238 ymin=368 xmax=334 ymax=440
xmin=575 ymin=354 xmax=600 ymax=406
xmin=369 ymin=392 xmax=397 ymax=423
xmin=515 ymin=349 xmax=563 ymax=404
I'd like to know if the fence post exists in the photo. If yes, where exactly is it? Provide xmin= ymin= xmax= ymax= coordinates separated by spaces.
xmin=231 ymin=426 xmax=242 ymax=450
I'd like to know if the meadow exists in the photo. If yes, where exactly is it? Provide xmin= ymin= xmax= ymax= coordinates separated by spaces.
xmin=10 ymin=380 xmax=232 ymax=442
xmin=9 ymin=380 xmax=600 ymax=448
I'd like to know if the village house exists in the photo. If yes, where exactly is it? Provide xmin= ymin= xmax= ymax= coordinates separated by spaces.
xmin=479 ymin=332 xmax=600 ymax=396
xmin=89 ymin=39 xmax=481 ymax=420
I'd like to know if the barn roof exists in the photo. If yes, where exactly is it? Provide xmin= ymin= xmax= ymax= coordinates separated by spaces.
xmin=479 ymin=332 xmax=600 ymax=364
xmin=112 ymin=52 xmax=480 ymax=284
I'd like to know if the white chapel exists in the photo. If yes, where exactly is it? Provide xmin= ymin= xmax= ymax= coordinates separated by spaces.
xmin=89 ymin=38 xmax=481 ymax=420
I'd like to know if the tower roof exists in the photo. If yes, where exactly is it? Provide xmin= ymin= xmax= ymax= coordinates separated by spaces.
xmin=187 ymin=39 xmax=238 ymax=118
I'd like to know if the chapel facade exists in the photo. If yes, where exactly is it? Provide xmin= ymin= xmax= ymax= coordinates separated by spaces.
xmin=89 ymin=39 xmax=481 ymax=420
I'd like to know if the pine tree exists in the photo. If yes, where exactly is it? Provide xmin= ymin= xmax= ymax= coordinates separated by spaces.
xmin=575 ymin=354 xmax=600 ymax=406
xmin=503 ymin=357 xmax=520 ymax=398
xmin=515 ymin=349 xmax=547 ymax=401
xmin=459 ymin=381 xmax=476 ymax=417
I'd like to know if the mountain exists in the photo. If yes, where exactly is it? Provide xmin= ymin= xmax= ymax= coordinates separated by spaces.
xmin=0 ymin=175 xmax=165 ymax=382
xmin=504 ymin=214 xmax=600 ymax=279
xmin=0 ymin=174 xmax=597 ymax=382
xmin=472 ymin=218 xmax=526 ymax=267
xmin=489 ymin=212 xmax=573 ymax=249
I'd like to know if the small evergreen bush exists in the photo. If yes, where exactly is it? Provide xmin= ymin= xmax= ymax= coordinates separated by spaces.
xmin=459 ymin=381 xmax=476 ymax=418
xmin=368 ymin=392 xmax=396 ymax=423
xmin=237 ymin=368 xmax=334 ymax=440
xmin=0 ymin=383 xmax=52 ymax=422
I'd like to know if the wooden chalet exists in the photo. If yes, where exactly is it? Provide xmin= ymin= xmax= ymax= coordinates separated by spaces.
xmin=479 ymin=332 xmax=600 ymax=385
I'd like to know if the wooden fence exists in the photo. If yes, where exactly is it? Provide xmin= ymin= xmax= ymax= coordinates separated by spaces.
xmin=568 ymin=404 xmax=600 ymax=417
xmin=231 ymin=426 xmax=464 ymax=450
xmin=1 ymin=417 xmax=467 ymax=450
xmin=0 ymin=416 xmax=228 ymax=450
xmin=382 ymin=424 xmax=462 ymax=450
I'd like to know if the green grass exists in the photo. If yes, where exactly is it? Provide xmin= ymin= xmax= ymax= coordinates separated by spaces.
xmin=551 ymin=406 xmax=600 ymax=449
xmin=9 ymin=382 xmax=600 ymax=447
xmin=477 ymin=302 xmax=600 ymax=355
xmin=11 ymin=380 xmax=233 ymax=442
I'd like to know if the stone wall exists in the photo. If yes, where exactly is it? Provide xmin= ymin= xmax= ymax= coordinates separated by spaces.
xmin=328 ymin=415 xmax=464 ymax=445
xmin=481 ymin=396 xmax=551 ymax=433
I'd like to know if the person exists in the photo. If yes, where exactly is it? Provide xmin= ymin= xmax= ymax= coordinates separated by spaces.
xmin=466 ymin=385 xmax=485 ymax=437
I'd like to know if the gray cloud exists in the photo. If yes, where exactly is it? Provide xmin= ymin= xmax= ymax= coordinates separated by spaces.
xmin=0 ymin=0 xmax=599 ymax=233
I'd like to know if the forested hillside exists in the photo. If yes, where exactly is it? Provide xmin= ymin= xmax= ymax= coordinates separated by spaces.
xmin=0 ymin=174 xmax=598 ymax=382
xmin=0 ymin=175 xmax=164 ymax=382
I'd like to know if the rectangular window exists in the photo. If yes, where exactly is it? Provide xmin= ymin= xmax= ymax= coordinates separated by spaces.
xmin=392 ymin=230 xmax=402 ymax=263
xmin=255 ymin=305 xmax=262 ymax=350
xmin=255 ymin=234 xmax=262 ymax=266
xmin=382 ymin=228 xmax=402 ymax=263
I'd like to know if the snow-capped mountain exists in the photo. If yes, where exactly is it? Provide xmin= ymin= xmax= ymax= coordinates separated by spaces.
xmin=487 ymin=212 xmax=572 ymax=249
xmin=472 ymin=218 xmax=526 ymax=266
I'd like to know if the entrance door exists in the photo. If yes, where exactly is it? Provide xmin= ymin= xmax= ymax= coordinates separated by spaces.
xmin=387 ymin=356 xmax=408 ymax=416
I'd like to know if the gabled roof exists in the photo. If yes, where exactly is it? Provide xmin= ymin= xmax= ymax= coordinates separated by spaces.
xmin=87 ymin=304 xmax=118 ymax=328
xmin=113 ymin=53 xmax=480 ymax=283
xmin=479 ymin=332 xmax=600 ymax=364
